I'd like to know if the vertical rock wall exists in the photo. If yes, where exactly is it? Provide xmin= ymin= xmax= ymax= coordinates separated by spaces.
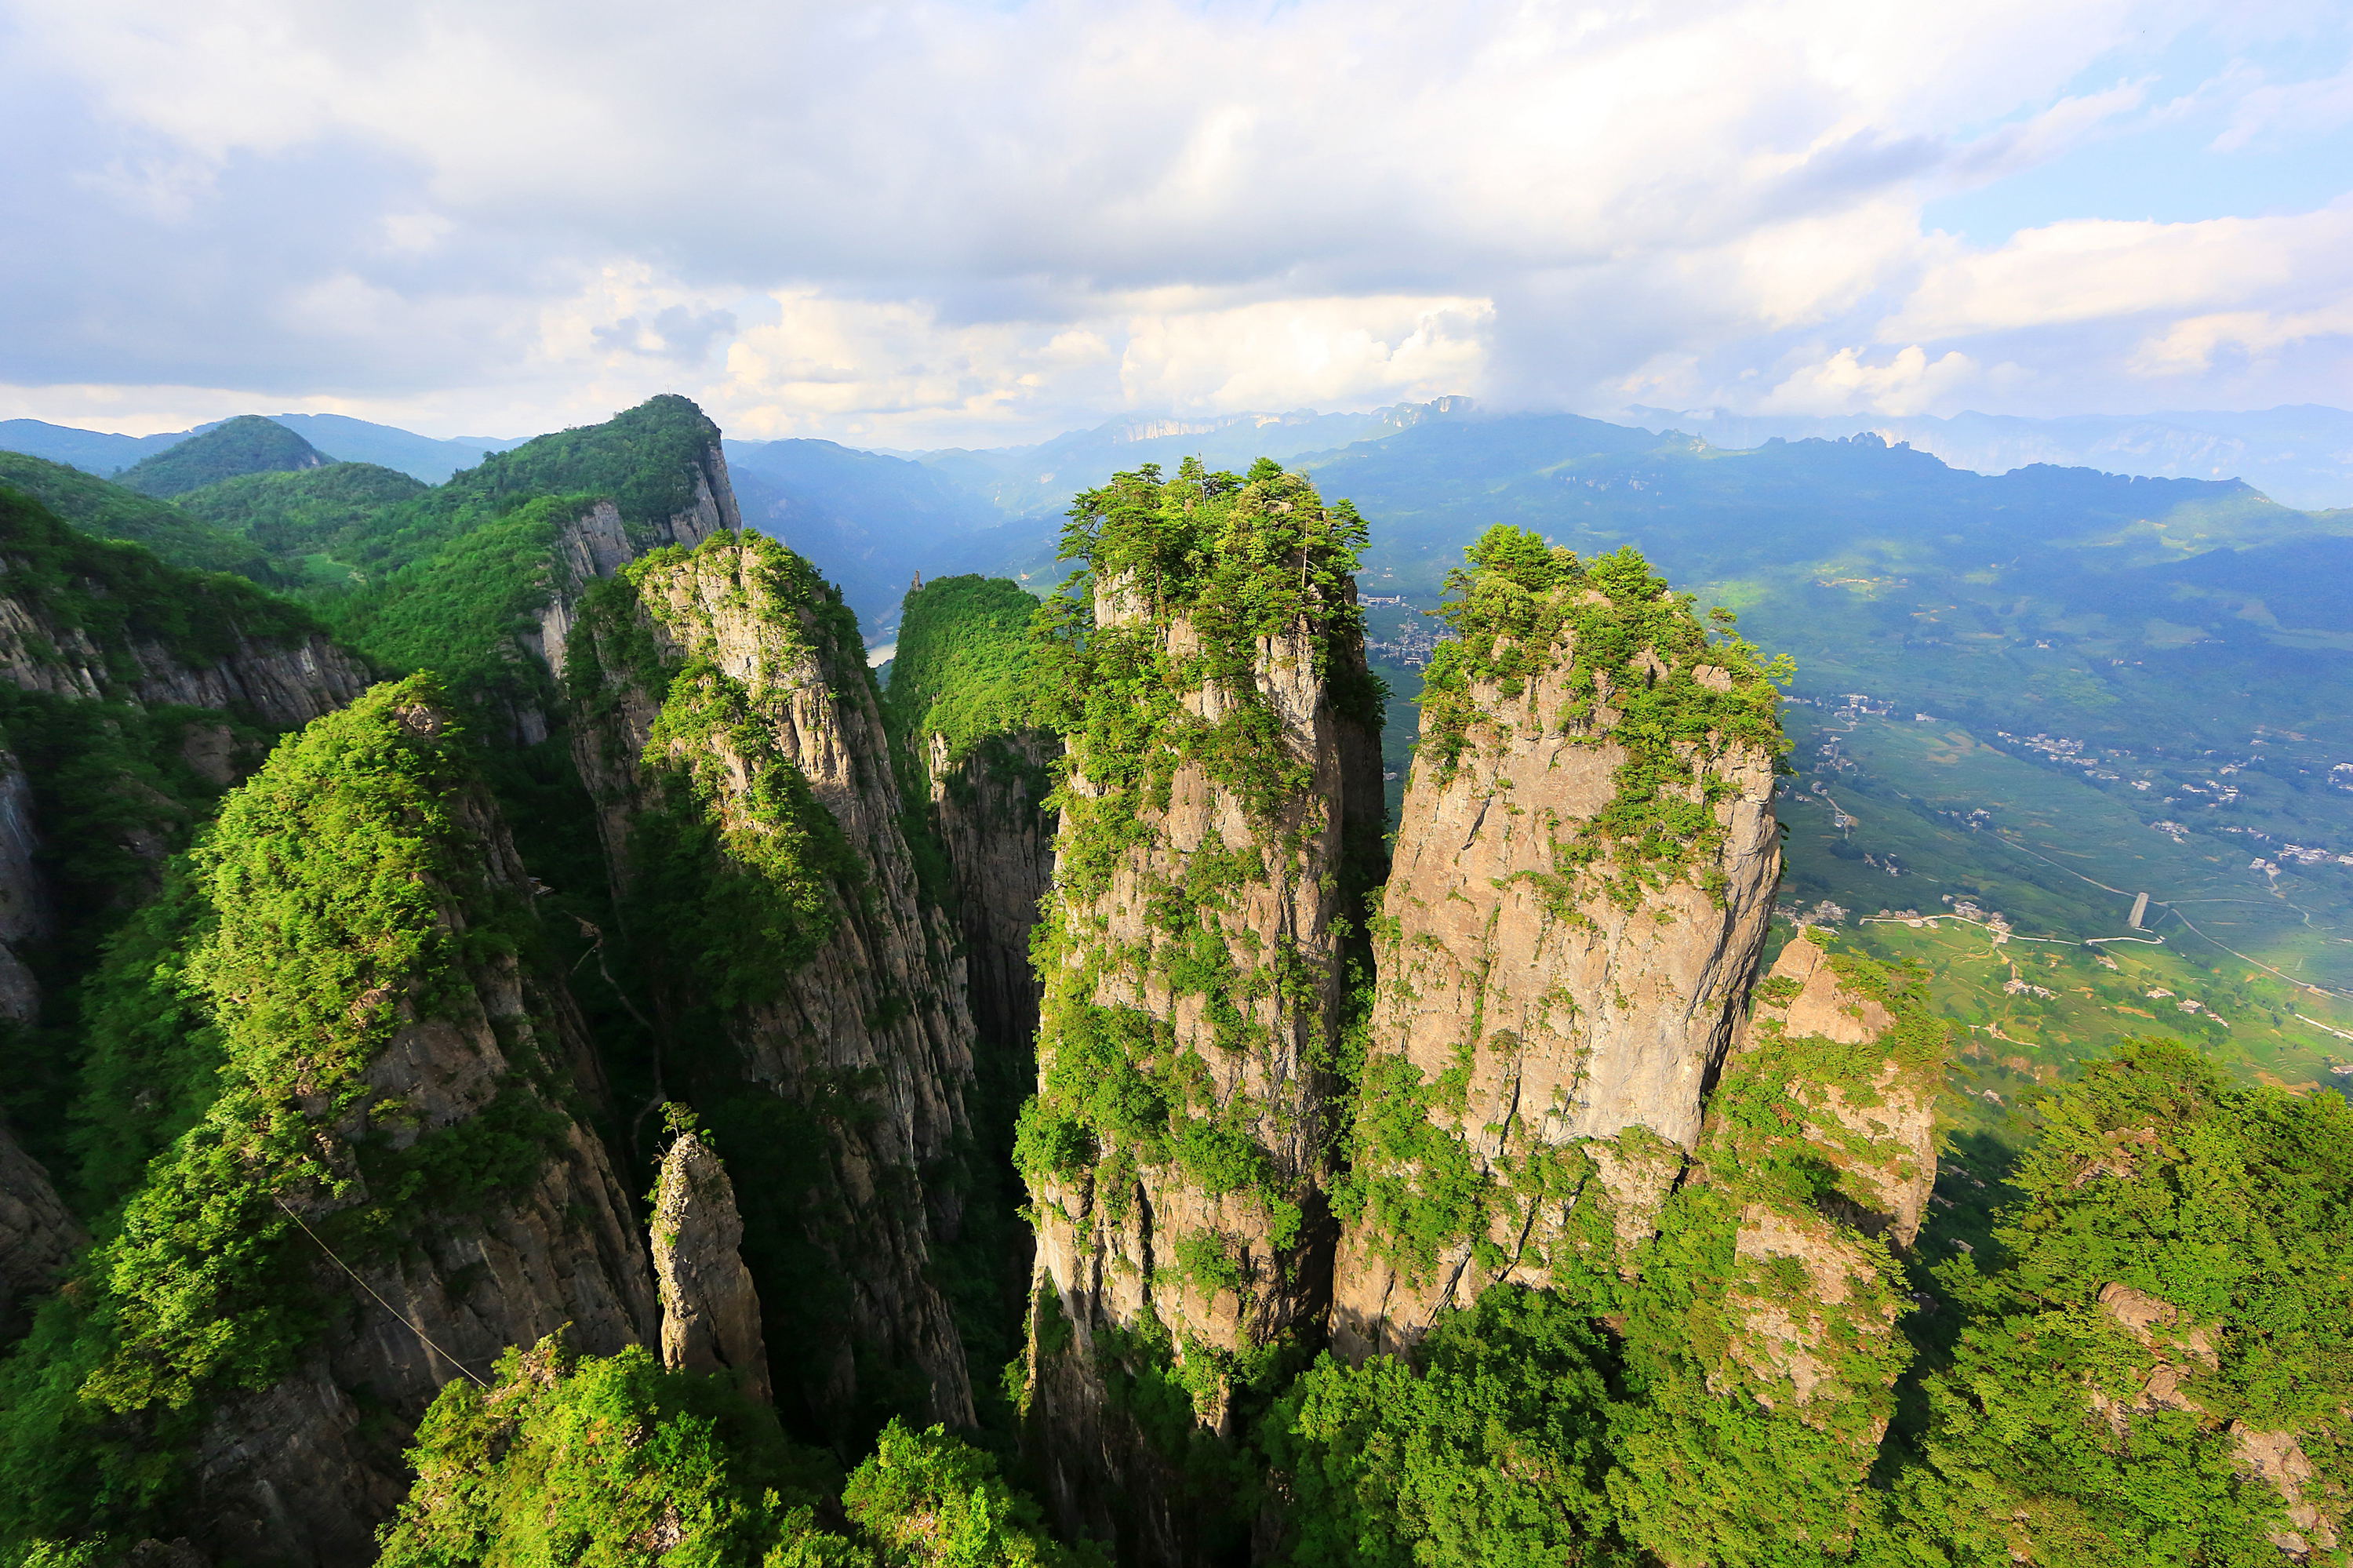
xmin=0 ymin=1118 xmax=82 ymax=1338
xmin=1331 ymin=536 xmax=1785 ymax=1362
xmin=0 ymin=751 xmax=49 ymax=1024
xmin=1018 ymin=462 xmax=1381 ymax=1563
xmin=929 ymin=729 xmax=1056 ymax=1053
xmin=1606 ymin=933 xmax=1945 ymax=1561
xmin=566 ymin=532 xmax=978 ymax=1430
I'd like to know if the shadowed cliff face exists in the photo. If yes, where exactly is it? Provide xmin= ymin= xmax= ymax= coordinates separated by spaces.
xmin=0 ymin=491 xmax=366 ymax=728
xmin=928 ymin=729 xmax=1056 ymax=1053
xmin=566 ymin=533 xmax=979 ymax=1435
xmin=188 ymin=696 xmax=660 ymax=1566
xmin=1331 ymin=532 xmax=1787 ymax=1363
xmin=1604 ymin=934 xmax=1947 ymax=1562
xmin=1016 ymin=461 xmax=1382 ymax=1564
xmin=0 ymin=1119 xmax=81 ymax=1339
xmin=5 ymin=681 xmax=664 ymax=1566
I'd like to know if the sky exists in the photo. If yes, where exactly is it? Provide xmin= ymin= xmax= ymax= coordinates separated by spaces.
xmin=2 ymin=0 xmax=2350 ymax=447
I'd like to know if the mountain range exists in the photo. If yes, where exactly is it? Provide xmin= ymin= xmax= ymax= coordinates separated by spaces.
xmin=0 ymin=394 xmax=2346 ymax=1565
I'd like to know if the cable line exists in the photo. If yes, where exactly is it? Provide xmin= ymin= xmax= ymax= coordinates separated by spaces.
xmin=273 ymin=1196 xmax=489 ymax=1388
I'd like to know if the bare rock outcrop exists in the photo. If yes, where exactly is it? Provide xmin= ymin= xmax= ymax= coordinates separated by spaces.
xmin=0 ymin=749 xmax=50 ymax=1022
xmin=1751 ymin=934 xmax=1940 ymax=1245
xmin=1331 ymin=547 xmax=1781 ymax=1362
xmin=651 ymin=1128 xmax=771 ymax=1403
xmin=2089 ymin=1282 xmax=2341 ymax=1558
xmin=524 ymin=445 xmax=739 ymax=675
xmin=0 ymin=596 xmax=367 ymax=730
xmin=566 ymin=533 xmax=977 ymax=1429
xmin=1704 ymin=936 xmax=1944 ymax=1425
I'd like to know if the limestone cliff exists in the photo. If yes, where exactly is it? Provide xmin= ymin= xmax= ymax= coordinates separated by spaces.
xmin=1016 ymin=461 xmax=1381 ymax=1563
xmin=651 ymin=1126 xmax=772 ymax=1403
xmin=881 ymin=575 xmax=1060 ymax=1055
xmin=565 ymin=532 xmax=977 ymax=1430
xmin=0 ymin=503 xmax=368 ymax=725
xmin=1695 ymin=937 xmax=1942 ymax=1430
xmin=48 ymin=681 xmax=660 ymax=1566
xmin=523 ymin=453 xmax=738 ymax=678
xmin=1331 ymin=533 xmax=1784 ymax=1361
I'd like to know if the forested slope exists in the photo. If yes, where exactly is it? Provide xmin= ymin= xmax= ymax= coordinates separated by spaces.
xmin=0 ymin=408 xmax=2341 ymax=1568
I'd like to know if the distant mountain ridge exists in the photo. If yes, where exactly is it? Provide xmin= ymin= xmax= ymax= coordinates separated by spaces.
xmin=0 ymin=413 xmax=526 ymax=485
xmin=1623 ymin=402 xmax=2353 ymax=511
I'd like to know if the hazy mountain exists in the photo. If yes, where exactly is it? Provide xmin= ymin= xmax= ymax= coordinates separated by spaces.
xmin=903 ymin=395 xmax=1478 ymax=520
xmin=256 ymin=413 xmax=529 ymax=482
xmin=0 ymin=413 xmax=526 ymax=485
xmin=1625 ymin=403 xmax=2353 ymax=511
xmin=0 ymin=420 xmax=184 ymax=475
xmin=724 ymin=437 xmax=1005 ymax=639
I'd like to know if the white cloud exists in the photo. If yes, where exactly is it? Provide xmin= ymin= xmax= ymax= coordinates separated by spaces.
xmin=0 ymin=0 xmax=2345 ymax=439
xmin=1759 ymin=346 xmax=1984 ymax=417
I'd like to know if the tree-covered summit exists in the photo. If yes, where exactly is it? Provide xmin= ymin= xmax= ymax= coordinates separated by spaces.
xmin=115 ymin=416 xmax=328 ymax=500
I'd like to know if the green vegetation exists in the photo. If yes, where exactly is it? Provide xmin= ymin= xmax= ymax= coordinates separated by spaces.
xmin=1418 ymin=524 xmax=1789 ymax=908
xmin=376 ymin=1334 xmax=1097 ymax=1568
xmin=1904 ymin=1039 xmax=2353 ymax=1563
xmin=328 ymin=395 xmax=721 ymax=586
xmin=0 ymin=677 xmax=577 ymax=1548
xmin=115 ymin=416 xmax=325 ymax=500
xmin=1267 ymin=1287 xmax=1627 ymax=1568
xmin=882 ymin=575 xmax=1043 ymax=777
xmin=0 ymin=486 xmax=325 ymax=678
xmin=1020 ymin=458 xmax=1375 ymax=1268
xmin=569 ymin=533 xmax=866 ymax=1010
xmin=174 ymin=461 xmax=427 ymax=585
xmin=1268 ymin=1018 xmax=2351 ymax=1567
xmin=0 ymin=706 xmax=235 ymax=1179
xmin=0 ymin=455 xmax=272 ymax=580
xmin=878 ymin=573 xmax=1056 ymax=1442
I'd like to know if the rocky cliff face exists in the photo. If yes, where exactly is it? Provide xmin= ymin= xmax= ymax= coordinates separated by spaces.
xmin=0 ymin=595 xmax=366 ymax=729
xmin=651 ymin=1127 xmax=771 ymax=1403
xmin=566 ymin=533 xmax=977 ymax=1430
xmin=524 ymin=449 xmax=739 ymax=675
xmin=0 ymin=1117 xmax=82 ymax=1338
xmin=0 ymin=751 xmax=49 ymax=1024
xmin=928 ymin=729 xmax=1056 ymax=1052
xmin=1331 ymin=540 xmax=1784 ymax=1362
xmin=1017 ymin=462 xmax=1381 ymax=1563
xmin=1695 ymin=936 xmax=1940 ymax=1424
xmin=176 ymin=695 xmax=661 ymax=1566
xmin=1605 ymin=933 xmax=1947 ymax=1560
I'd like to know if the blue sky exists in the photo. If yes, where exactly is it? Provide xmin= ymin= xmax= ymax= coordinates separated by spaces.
xmin=2 ymin=0 xmax=2349 ymax=445
xmin=1926 ymin=20 xmax=2353 ymax=239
